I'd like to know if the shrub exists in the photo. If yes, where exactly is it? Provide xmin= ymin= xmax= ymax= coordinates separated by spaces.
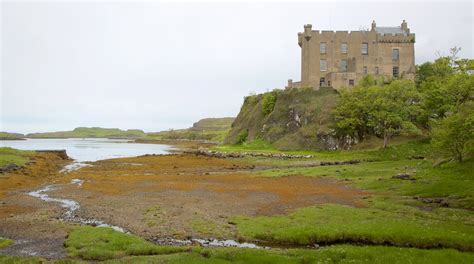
xmin=262 ymin=92 xmax=278 ymax=116
xmin=236 ymin=131 xmax=248 ymax=145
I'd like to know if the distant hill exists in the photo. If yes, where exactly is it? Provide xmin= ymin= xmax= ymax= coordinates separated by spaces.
xmin=27 ymin=127 xmax=146 ymax=139
xmin=147 ymin=117 xmax=235 ymax=143
xmin=0 ymin=132 xmax=26 ymax=140
xmin=190 ymin=117 xmax=235 ymax=131
xmin=225 ymin=87 xmax=339 ymax=150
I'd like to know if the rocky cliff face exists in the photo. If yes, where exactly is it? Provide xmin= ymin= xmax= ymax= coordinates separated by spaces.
xmin=225 ymin=87 xmax=344 ymax=150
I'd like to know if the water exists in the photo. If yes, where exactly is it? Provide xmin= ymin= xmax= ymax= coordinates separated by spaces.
xmin=0 ymin=138 xmax=172 ymax=162
xmin=28 ymin=179 xmax=129 ymax=233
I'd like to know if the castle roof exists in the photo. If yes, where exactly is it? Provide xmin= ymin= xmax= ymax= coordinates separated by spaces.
xmin=375 ymin=27 xmax=405 ymax=34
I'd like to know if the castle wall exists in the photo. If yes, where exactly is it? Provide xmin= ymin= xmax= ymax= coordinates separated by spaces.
xmin=294 ymin=22 xmax=415 ymax=90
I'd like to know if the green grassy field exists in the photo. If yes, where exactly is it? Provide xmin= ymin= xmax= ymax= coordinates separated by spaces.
xmin=6 ymin=226 xmax=471 ymax=263
xmin=0 ymin=147 xmax=34 ymax=168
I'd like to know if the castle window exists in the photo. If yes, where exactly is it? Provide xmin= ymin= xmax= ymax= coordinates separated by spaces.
xmin=320 ymin=78 xmax=326 ymax=86
xmin=375 ymin=67 xmax=379 ymax=74
xmin=392 ymin=49 xmax=400 ymax=60
xmin=349 ymin=79 xmax=355 ymax=86
xmin=361 ymin=43 xmax=368 ymax=55
xmin=320 ymin=42 xmax=327 ymax=54
xmin=363 ymin=66 xmax=368 ymax=74
xmin=340 ymin=60 xmax=348 ymax=72
xmin=341 ymin=43 xmax=348 ymax=54
xmin=320 ymin=60 xmax=327 ymax=71
xmin=393 ymin=66 xmax=399 ymax=78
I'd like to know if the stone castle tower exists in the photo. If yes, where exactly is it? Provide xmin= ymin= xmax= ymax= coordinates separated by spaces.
xmin=287 ymin=20 xmax=416 ymax=90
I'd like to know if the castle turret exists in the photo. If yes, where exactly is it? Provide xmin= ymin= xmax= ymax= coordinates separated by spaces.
xmin=371 ymin=20 xmax=376 ymax=31
xmin=401 ymin=20 xmax=408 ymax=32
xmin=304 ymin=24 xmax=312 ymax=40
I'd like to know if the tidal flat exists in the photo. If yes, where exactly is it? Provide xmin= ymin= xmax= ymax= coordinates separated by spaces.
xmin=0 ymin=141 xmax=473 ymax=263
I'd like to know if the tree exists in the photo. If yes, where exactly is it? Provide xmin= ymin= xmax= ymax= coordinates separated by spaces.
xmin=334 ymin=80 xmax=422 ymax=148
xmin=333 ymin=86 xmax=371 ymax=142
xmin=431 ymin=102 xmax=474 ymax=162
xmin=367 ymin=80 xmax=422 ymax=148
xmin=418 ymin=66 xmax=474 ymax=125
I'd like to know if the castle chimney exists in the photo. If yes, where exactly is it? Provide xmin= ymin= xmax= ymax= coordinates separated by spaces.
xmin=304 ymin=24 xmax=312 ymax=40
xmin=371 ymin=20 xmax=376 ymax=31
xmin=401 ymin=20 xmax=408 ymax=31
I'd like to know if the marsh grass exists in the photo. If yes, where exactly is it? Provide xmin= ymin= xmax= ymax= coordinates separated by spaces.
xmin=64 ymin=226 xmax=189 ymax=261
xmin=0 ymin=147 xmax=34 ymax=168
xmin=61 ymin=226 xmax=474 ymax=263
xmin=214 ymin=139 xmax=433 ymax=162
xmin=0 ymin=238 xmax=13 ymax=249
xmin=232 ymin=201 xmax=474 ymax=251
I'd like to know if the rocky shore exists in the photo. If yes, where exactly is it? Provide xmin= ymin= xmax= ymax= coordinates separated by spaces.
xmin=194 ymin=148 xmax=313 ymax=159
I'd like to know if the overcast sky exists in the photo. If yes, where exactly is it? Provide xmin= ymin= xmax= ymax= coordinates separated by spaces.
xmin=1 ymin=1 xmax=472 ymax=134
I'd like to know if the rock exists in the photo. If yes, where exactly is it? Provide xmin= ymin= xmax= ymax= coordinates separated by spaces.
xmin=392 ymin=173 xmax=416 ymax=181
xmin=0 ymin=164 xmax=22 ymax=174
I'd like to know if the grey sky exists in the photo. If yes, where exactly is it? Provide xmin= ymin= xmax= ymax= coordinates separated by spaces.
xmin=1 ymin=1 xmax=472 ymax=134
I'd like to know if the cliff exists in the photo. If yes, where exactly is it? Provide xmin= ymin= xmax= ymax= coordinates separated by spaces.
xmin=224 ymin=87 xmax=340 ymax=150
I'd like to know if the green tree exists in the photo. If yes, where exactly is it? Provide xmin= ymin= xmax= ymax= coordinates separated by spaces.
xmin=419 ymin=68 xmax=474 ymax=125
xmin=333 ymin=86 xmax=371 ymax=141
xmin=368 ymin=80 xmax=422 ymax=148
xmin=431 ymin=102 xmax=474 ymax=162
xmin=334 ymin=80 xmax=422 ymax=148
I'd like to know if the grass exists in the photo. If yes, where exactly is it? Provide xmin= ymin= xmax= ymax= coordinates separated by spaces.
xmin=234 ymin=142 xmax=474 ymax=250
xmin=232 ymin=200 xmax=474 ymax=251
xmin=0 ymin=147 xmax=34 ymax=168
xmin=0 ymin=238 xmax=13 ymax=249
xmin=62 ymin=226 xmax=474 ymax=263
xmin=258 ymin=159 xmax=474 ymax=207
xmin=64 ymin=226 xmax=189 ymax=261
xmin=146 ymin=129 xmax=230 ymax=143
xmin=0 ymin=255 xmax=47 ymax=264
xmin=98 ymin=246 xmax=474 ymax=264
xmin=191 ymin=219 xmax=232 ymax=238
xmin=214 ymin=139 xmax=433 ymax=162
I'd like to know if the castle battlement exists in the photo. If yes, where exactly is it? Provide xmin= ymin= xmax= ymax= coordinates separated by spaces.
xmin=289 ymin=20 xmax=416 ymax=90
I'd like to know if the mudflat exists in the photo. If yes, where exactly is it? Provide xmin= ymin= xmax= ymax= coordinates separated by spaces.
xmin=0 ymin=152 xmax=367 ymax=258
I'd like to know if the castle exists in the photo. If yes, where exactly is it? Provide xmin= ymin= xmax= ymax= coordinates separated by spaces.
xmin=287 ymin=20 xmax=416 ymax=90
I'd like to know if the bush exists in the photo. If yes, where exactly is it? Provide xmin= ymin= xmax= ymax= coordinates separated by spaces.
xmin=262 ymin=92 xmax=278 ymax=116
xmin=236 ymin=131 xmax=248 ymax=145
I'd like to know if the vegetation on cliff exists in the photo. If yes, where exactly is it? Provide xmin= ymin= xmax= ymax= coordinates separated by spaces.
xmin=225 ymin=87 xmax=339 ymax=150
